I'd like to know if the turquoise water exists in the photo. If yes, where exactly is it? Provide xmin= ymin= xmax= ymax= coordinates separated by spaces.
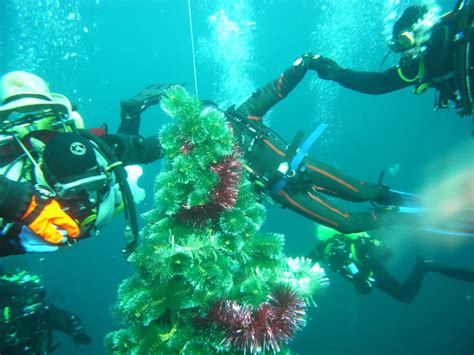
xmin=1 ymin=0 xmax=473 ymax=354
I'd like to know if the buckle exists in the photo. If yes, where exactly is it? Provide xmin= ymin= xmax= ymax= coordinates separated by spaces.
xmin=277 ymin=162 xmax=289 ymax=174
xmin=34 ymin=184 xmax=56 ymax=199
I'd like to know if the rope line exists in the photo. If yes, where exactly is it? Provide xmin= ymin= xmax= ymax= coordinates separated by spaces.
xmin=187 ymin=0 xmax=199 ymax=97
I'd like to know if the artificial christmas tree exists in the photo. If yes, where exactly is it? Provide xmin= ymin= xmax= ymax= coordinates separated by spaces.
xmin=105 ymin=87 xmax=328 ymax=354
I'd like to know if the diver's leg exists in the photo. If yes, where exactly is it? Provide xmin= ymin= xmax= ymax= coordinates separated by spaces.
xmin=118 ymin=83 xmax=172 ymax=134
xmin=118 ymin=105 xmax=141 ymax=135
xmin=302 ymin=157 xmax=404 ymax=205
xmin=272 ymin=186 xmax=349 ymax=230
xmin=272 ymin=185 xmax=416 ymax=233
xmin=395 ymin=260 xmax=431 ymax=302
xmin=372 ymin=264 xmax=419 ymax=303
xmin=372 ymin=260 xmax=473 ymax=303
xmin=386 ymin=259 xmax=474 ymax=303
xmin=422 ymin=259 xmax=474 ymax=282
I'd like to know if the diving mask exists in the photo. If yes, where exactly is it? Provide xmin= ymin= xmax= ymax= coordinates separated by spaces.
xmin=0 ymin=109 xmax=75 ymax=138
xmin=54 ymin=171 xmax=109 ymax=200
xmin=389 ymin=31 xmax=416 ymax=53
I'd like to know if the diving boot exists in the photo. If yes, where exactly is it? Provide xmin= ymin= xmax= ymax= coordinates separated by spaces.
xmin=373 ymin=186 xmax=417 ymax=207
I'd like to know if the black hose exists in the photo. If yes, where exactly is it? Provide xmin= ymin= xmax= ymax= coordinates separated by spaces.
xmin=379 ymin=50 xmax=392 ymax=72
xmin=77 ymin=129 xmax=139 ymax=255
xmin=454 ymin=0 xmax=465 ymax=12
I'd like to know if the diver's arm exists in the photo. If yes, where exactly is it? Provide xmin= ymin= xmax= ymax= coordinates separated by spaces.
xmin=0 ymin=176 xmax=33 ymax=220
xmin=235 ymin=54 xmax=312 ymax=120
xmin=46 ymin=305 xmax=92 ymax=345
xmin=100 ymin=133 xmax=164 ymax=165
xmin=336 ymin=67 xmax=413 ymax=94
xmin=313 ymin=56 xmax=419 ymax=94
xmin=306 ymin=241 xmax=328 ymax=263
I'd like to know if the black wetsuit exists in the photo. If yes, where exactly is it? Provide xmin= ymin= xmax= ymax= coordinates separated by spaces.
xmin=0 ymin=278 xmax=91 ymax=353
xmin=0 ymin=105 xmax=162 ymax=219
xmin=231 ymin=60 xmax=414 ymax=233
xmin=373 ymin=261 xmax=474 ymax=303
xmin=0 ymin=102 xmax=163 ymax=257
xmin=333 ymin=20 xmax=453 ymax=94
xmin=328 ymin=8 xmax=473 ymax=110
xmin=311 ymin=236 xmax=474 ymax=303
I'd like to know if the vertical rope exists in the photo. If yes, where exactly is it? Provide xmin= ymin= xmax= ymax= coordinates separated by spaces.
xmin=187 ymin=0 xmax=199 ymax=98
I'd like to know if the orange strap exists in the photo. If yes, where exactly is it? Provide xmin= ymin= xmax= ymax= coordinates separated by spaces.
xmin=278 ymin=190 xmax=339 ymax=227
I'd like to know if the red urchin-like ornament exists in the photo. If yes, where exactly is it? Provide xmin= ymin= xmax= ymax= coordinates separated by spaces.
xmin=268 ymin=287 xmax=306 ymax=347
xmin=199 ymin=287 xmax=306 ymax=353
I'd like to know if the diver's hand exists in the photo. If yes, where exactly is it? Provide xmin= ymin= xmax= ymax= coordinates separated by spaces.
xmin=120 ymin=83 xmax=182 ymax=116
xmin=73 ymin=332 xmax=93 ymax=346
xmin=310 ymin=56 xmax=343 ymax=81
xmin=19 ymin=190 xmax=80 ymax=244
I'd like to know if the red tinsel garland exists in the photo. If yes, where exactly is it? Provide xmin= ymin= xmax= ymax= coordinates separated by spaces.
xmin=202 ymin=287 xmax=306 ymax=353
xmin=178 ymin=145 xmax=242 ymax=225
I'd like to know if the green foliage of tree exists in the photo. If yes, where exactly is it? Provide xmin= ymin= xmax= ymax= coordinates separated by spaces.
xmin=105 ymin=87 xmax=327 ymax=354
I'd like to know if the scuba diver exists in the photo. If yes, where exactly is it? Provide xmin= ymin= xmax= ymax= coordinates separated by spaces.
xmin=205 ymin=52 xmax=424 ymax=234
xmin=0 ymin=269 xmax=92 ymax=353
xmin=309 ymin=225 xmax=474 ymax=303
xmin=0 ymin=71 xmax=167 ymax=257
xmin=312 ymin=1 xmax=474 ymax=116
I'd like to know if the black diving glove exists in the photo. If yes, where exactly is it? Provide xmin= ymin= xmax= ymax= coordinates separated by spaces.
xmin=310 ymin=56 xmax=344 ymax=82
xmin=73 ymin=332 xmax=93 ymax=346
xmin=354 ymin=277 xmax=374 ymax=295
xmin=68 ymin=314 xmax=92 ymax=346
xmin=121 ymin=83 xmax=180 ymax=118
xmin=142 ymin=135 xmax=164 ymax=163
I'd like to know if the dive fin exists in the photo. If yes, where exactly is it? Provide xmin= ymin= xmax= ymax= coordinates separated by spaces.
xmin=373 ymin=188 xmax=419 ymax=208
xmin=376 ymin=169 xmax=417 ymax=207
xmin=394 ymin=204 xmax=474 ymax=237
xmin=420 ymin=227 xmax=474 ymax=237
xmin=121 ymin=83 xmax=181 ymax=115
xmin=388 ymin=189 xmax=418 ymax=206
xmin=397 ymin=206 xmax=426 ymax=214
xmin=420 ymin=208 xmax=474 ymax=237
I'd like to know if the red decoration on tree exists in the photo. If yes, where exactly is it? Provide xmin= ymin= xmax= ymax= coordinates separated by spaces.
xmin=178 ymin=203 xmax=224 ymax=226
xmin=210 ymin=154 xmax=241 ymax=210
xmin=180 ymin=142 xmax=193 ymax=155
xmin=178 ymin=147 xmax=242 ymax=225
xmin=201 ymin=287 xmax=306 ymax=353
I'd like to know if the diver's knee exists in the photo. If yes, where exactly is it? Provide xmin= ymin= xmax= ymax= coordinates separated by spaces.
xmin=331 ymin=223 xmax=357 ymax=234
xmin=398 ymin=295 xmax=415 ymax=304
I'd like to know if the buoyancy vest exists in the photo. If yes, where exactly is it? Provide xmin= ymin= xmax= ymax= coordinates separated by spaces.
xmin=402 ymin=2 xmax=474 ymax=114
xmin=0 ymin=132 xmax=123 ymax=251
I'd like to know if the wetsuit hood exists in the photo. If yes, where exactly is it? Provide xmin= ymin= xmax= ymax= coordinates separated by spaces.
xmin=390 ymin=5 xmax=432 ymax=53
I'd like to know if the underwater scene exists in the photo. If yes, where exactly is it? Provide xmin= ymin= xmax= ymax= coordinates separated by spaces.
xmin=0 ymin=0 xmax=473 ymax=354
